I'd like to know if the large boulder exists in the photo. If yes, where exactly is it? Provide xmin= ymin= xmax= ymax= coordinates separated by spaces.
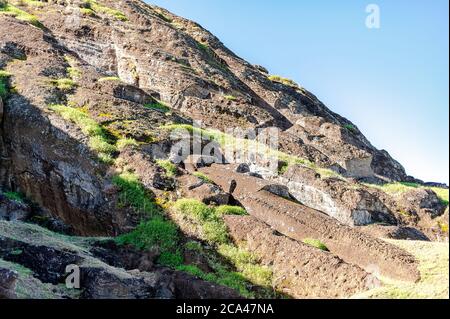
xmin=178 ymin=174 xmax=230 ymax=205
xmin=280 ymin=165 xmax=396 ymax=226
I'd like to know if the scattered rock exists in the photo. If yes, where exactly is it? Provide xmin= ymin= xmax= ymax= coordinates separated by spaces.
xmin=0 ymin=194 xmax=31 ymax=221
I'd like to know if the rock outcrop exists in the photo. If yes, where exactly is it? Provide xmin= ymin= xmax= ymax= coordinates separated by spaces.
xmin=0 ymin=0 xmax=447 ymax=299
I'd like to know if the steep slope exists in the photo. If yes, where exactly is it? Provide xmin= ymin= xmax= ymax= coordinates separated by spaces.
xmin=0 ymin=0 xmax=410 ymax=181
xmin=0 ymin=0 xmax=448 ymax=299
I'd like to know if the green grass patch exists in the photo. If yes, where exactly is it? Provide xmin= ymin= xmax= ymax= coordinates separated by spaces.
xmin=84 ymin=0 xmax=127 ymax=21
xmin=50 ymin=78 xmax=76 ymax=91
xmin=192 ymin=172 xmax=213 ymax=184
xmin=1 ymin=191 xmax=25 ymax=203
xmin=197 ymin=41 xmax=210 ymax=53
xmin=144 ymin=101 xmax=170 ymax=113
xmin=116 ymin=216 xmax=182 ymax=267
xmin=116 ymin=138 xmax=139 ymax=151
xmin=268 ymin=75 xmax=299 ymax=88
xmin=48 ymin=104 xmax=116 ymax=163
xmin=0 ymin=70 xmax=11 ymax=99
xmin=223 ymin=95 xmax=237 ymax=101
xmin=214 ymin=205 xmax=247 ymax=217
xmin=156 ymin=159 xmax=177 ymax=178
xmin=344 ymin=124 xmax=357 ymax=133
xmin=98 ymin=76 xmax=120 ymax=82
xmin=302 ymin=238 xmax=329 ymax=251
xmin=67 ymin=67 xmax=81 ymax=80
xmin=172 ymin=198 xmax=273 ymax=292
xmin=80 ymin=7 xmax=96 ymax=16
xmin=0 ymin=3 xmax=43 ymax=28
xmin=112 ymin=172 xmax=160 ymax=217
xmin=173 ymin=199 xmax=248 ymax=245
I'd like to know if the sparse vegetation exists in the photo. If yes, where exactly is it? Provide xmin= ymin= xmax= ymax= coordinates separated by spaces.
xmin=197 ymin=41 xmax=209 ymax=53
xmin=116 ymin=216 xmax=182 ymax=267
xmin=172 ymin=198 xmax=274 ymax=296
xmin=98 ymin=76 xmax=120 ymax=82
xmin=67 ymin=67 xmax=81 ymax=80
xmin=215 ymin=205 xmax=247 ymax=217
xmin=0 ymin=2 xmax=42 ymax=28
xmin=193 ymin=172 xmax=213 ymax=184
xmin=80 ymin=7 xmax=95 ymax=16
xmin=344 ymin=124 xmax=357 ymax=133
xmin=112 ymin=172 xmax=160 ymax=217
xmin=223 ymin=95 xmax=237 ymax=101
xmin=156 ymin=159 xmax=177 ymax=178
xmin=1 ymin=191 xmax=25 ymax=203
xmin=302 ymin=238 xmax=329 ymax=251
xmin=48 ymin=105 xmax=117 ymax=163
xmin=50 ymin=78 xmax=76 ymax=91
xmin=144 ymin=101 xmax=170 ymax=113
xmin=354 ymin=240 xmax=449 ymax=299
xmin=116 ymin=137 xmax=139 ymax=151
xmin=364 ymin=182 xmax=449 ymax=206
xmin=268 ymin=75 xmax=299 ymax=88
xmin=83 ymin=0 xmax=127 ymax=21
xmin=0 ymin=70 xmax=11 ymax=99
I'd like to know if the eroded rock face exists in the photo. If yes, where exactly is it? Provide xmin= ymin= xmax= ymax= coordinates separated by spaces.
xmin=200 ymin=164 xmax=420 ymax=282
xmin=280 ymin=165 xmax=396 ymax=226
xmin=0 ymin=0 xmax=446 ymax=300
xmin=398 ymin=189 xmax=447 ymax=219
xmin=0 ymin=221 xmax=239 ymax=299
xmin=225 ymin=215 xmax=372 ymax=298
xmin=0 ymin=0 xmax=410 ymax=181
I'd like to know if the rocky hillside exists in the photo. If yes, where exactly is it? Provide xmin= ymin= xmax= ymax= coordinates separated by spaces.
xmin=1 ymin=0 xmax=448 ymax=299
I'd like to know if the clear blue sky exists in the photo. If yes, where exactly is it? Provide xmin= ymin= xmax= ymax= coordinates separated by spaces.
xmin=147 ymin=0 xmax=449 ymax=184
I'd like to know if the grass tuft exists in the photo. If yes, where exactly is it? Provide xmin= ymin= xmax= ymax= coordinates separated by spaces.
xmin=98 ymin=76 xmax=120 ymax=82
xmin=144 ymin=101 xmax=170 ymax=113
xmin=112 ymin=172 xmax=160 ymax=217
xmin=50 ymin=78 xmax=76 ymax=91
xmin=302 ymin=238 xmax=329 ymax=251
xmin=192 ymin=172 xmax=213 ymax=184
xmin=214 ymin=205 xmax=247 ymax=217
xmin=116 ymin=138 xmax=139 ymax=151
xmin=0 ymin=70 xmax=11 ymax=99
xmin=116 ymin=216 xmax=182 ymax=267
xmin=1 ymin=191 xmax=25 ymax=203
xmin=0 ymin=3 xmax=43 ymax=28
xmin=344 ymin=124 xmax=357 ymax=133
xmin=223 ymin=95 xmax=237 ymax=101
xmin=268 ymin=75 xmax=299 ymax=88
xmin=83 ymin=0 xmax=127 ymax=21
xmin=156 ymin=159 xmax=177 ymax=178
